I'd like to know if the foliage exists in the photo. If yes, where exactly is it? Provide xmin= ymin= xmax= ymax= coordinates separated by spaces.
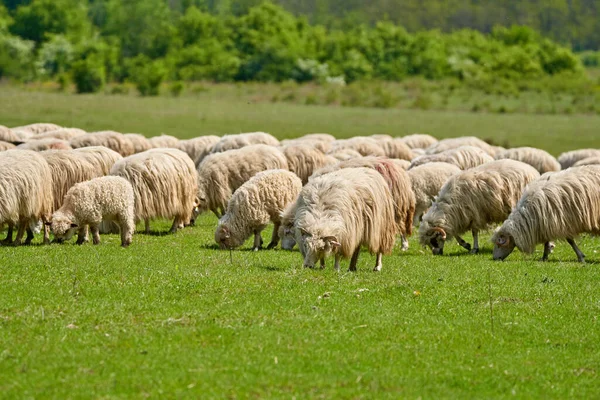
xmin=71 ymin=56 xmax=105 ymax=93
xmin=127 ymin=55 xmax=167 ymax=96
xmin=0 ymin=32 xmax=35 ymax=80
xmin=35 ymin=34 xmax=73 ymax=77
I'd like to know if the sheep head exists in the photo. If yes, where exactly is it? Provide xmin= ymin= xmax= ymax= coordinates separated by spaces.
xmin=420 ymin=226 xmax=447 ymax=255
xmin=299 ymin=228 xmax=341 ymax=268
xmin=214 ymin=223 xmax=243 ymax=250
xmin=49 ymin=212 xmax=78 ymax=242
xmin=492 ymin=230 xmax=516 ymax=261
xmin=278 ymin=224 xmax=297 ymax=250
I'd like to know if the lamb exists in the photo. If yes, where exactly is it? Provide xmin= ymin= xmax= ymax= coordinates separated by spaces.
xmin=495 ymin=147 xmax=560 ymax=174
xmin=177 ymin=136 xmax=220 ymax=162
xmin=378 ymin=138 xmax=413 ymax=160
xmin=282 ymin=144 xmax=338 ymax=184
xmin=17 ymin=138 xmax=72 ymax=151
xmin=407 ymin=162 xmax=462 ymax=225
xmin=329 ymin=137 xmax=385 ymax=157
xmin=196 ymin=144 xmax=288 ymax=218
xmin=0 ymin=150 xmax=53 ymax=245
xmin=73 ymin=146 xmax=123 ymax=175
xmin=215 ymin=170 xmax=302 ymax=251
xmin=110 ymin=148 xmax=197 ymax=233
xmin=492 ymin=165 xmax=600 ymax=262
xmin=34 ymin=128 xmax=87 ymax=140
xmin=209 ymin=132 xmax=279 ymax=154
xmin=124 ymin=133 xmax=153 ymax=153
xmin=0 ymin=141 xmax=16 ymax=151
xmin=409 ymin=146 xmax=494 ymax=170
xmin=70 ymin=131 xmax=135 ymax=157
xmin=49 ymin=176 xmax=135 ymax=247
xmin=401 ymin=134 xmax=438 ymax=149
xmin=419 ymin=159 xmax=540 ymax=255
xmin=558 ymin=149 xmax=600 ymax=169
xmin=328 ymin=148 xmax=363 ymax=161
xmin=294 ymin=167 xmax=398 ymax=271
xmin=425 ymin=136 xmax=495 ymax=156
xmin=12 ymin=123 xmax=62 ymax=134
xmin=573 ymin=156 xmax=600 ymax=167
xmin=148 ymin=134 xmax=180 ymax=148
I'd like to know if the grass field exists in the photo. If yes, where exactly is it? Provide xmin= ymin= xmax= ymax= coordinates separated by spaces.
xmin=1 ymin=86 xmax=600 ymax=398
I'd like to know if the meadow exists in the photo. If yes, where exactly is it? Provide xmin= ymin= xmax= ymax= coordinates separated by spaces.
xmin=1 ymin=86 xmax=600 ymax=398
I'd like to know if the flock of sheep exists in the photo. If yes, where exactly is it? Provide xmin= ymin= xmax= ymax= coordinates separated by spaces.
xmin=1 ymin=123 xmax=599 ymax=270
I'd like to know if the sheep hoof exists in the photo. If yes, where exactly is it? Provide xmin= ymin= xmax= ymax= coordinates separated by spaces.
xmin=121 ymin=242 xmax=131 ymax=248
xmin=266 ymin=242 xmax=277 ymax=250
xmin=470 ymin=248 xmax=479 ymax=254
xmin=252 ymin=247 xmax=260 ymax=252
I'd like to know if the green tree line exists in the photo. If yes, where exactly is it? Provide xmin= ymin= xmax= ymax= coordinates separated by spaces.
xmin=0 ymin=0 xmax=586 ymax=95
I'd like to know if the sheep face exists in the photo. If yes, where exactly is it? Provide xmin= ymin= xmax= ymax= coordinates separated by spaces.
xmin=492 ymin=232 xmax=516 ymax=260
xmin=214 ymin=224 xmax=243 ymax=249
xmin=279 ymin=225 xmax=297 ymax=250
xmin=50 ymin=213 xmax=78 ymax=241
xmin=299 ymin=230 xmax=340 ymax=268
xmin=421 ymin=227 xmax=447 ymax=255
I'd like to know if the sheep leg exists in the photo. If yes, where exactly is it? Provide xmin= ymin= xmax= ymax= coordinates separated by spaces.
xmin=470 ymin=230 xmax=479 ymax=254
xmin=211 ymin=209 xmax=221 ymax=219
xmin=120 ymin=216 xmax=134 ymax=248
xmin=12 ymin=222 xmax=27 ymax=246
xmin=373 ymin=252 xmax=383 ymax=272
xmin=320 ymin=257 xmax=326 ymax=269
xmin=24 ymin=227 xmax=34 ymax=245
xmin=144 ymin=219 xmax=150 ymax=234
xmin=76 ymin=226 xmax=88 ymax=245
xmin=266 ymin=223 xmax=280 ymax=250
xmin=400 ymin=235 xmax=409 ymax=251
xmin=43 ymin=223 xmax=50 ymax=245
xmin=456 ymin=235 xmax=472 ymax=251
xmin=169 ymin=217 xmax=180 ymax=234
xmin=542 ymin=241 xmax=552 ymax=261
xmin=1 ymin=223 xmax=14 ymax=245
xmin=334 ymin=254 xmax=341 ymax=271
xmin=348 ymin=247 xmax=361 ymax=272
xmin=90 ymin=225 xmax=101 ymax=245
xmin=252 ymin=231 xmax=263 ymax=251
xmin=566 ymin=238 xmax=585 ymax=263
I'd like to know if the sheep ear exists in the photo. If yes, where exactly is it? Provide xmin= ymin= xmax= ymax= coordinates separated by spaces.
xmin=324 ymin=236 xmax=341 ymax=248
xmin=300 ymin=228 xmax=310 ymax=237
xmin=431 ymin=227 xmax=446 ymax=240
xmin=70 ymin=223 xmax=78 ymax=228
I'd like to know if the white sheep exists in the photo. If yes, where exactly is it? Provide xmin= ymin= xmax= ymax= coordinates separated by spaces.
xmin=34 ymin=128 xmax=87 ymax=140
xmin=282 ymin=144 xmax=338 ymax=184
xmin=177 ymin=136 xmax=220 ymax=162
xmin=492 ymin=165 xmax=600 ymax=262
xmin=0 ymin=141 xmax=16 ymax=151
xmin=294 ymin=167 xmax=398 ymax=271
xmin=329 ymin=137 xmax=385 ymax=157
xmin=409 ymin=146 xmax=494 ymax=170
xmin=17 ymin=138 xmax=72 ymax=151
xmin=12 ymin=123 xmax=62 ymax=134
xmin=573 ymin=156 xmax=600 ymax=167
xmin=558 ymin=149 xmax=600 ymax=169
xmin=196 ymin=144 xmax=288 ymax=218
xmin=73 ymin=146 xmax=123 ymax=175
xmin=495 ymin=147 xmax=560 ymax=174
xmin=379 ymin=138 xmax=413 ymax=160
xmin=215 ymin=170 xmax=302 ymax=251
xmin=328 ymin=148 xmax=363 ymax=161
xmin=209 ymin=132 xmax=279 ymax=154
xmin=70 ymin=131 xmax=135 ymax=157
xmin=124 ymin=133 xmax=153 ymax=153
xmin=425 ymin=136 xmax=495 ymax=156
xmin=419 ymin=159 xmax=540 ymax=255
xmin=280 ymin=138 xmax=331 ymax=154
xmin=401 ymin=134 xmax=438 ymax=149
xmin=148 ymin=134 xmax=180 ymax=148
xmin=50 ymin=176 xmax=135 ymax=247
xmin=0 ymin=125 xmax=21 ymax=143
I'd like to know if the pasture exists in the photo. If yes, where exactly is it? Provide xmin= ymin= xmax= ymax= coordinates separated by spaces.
xmin=1 ymin=86 xmax=600 ymax=398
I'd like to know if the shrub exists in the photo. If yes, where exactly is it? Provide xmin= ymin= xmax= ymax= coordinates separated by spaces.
xmin=127 ymin=56 xmax=167 ymax=96
xmin=71 ymin=56 xmax=105 ymax=93
xmin=0 ymin=33 xmax=35 ymax=81
xmin=170 ymin=80 xmax=184 ymax=97
xmin=36 ymin=35 xmax=74 ymax=77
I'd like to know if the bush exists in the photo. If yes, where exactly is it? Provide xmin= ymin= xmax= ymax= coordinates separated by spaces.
xmin=128 ymin=56 xmax=167 ymax=96
xmin=71 ymin=57 xmax=105 ymax=93
xmin=36 ymin=35 xmax=74 ymax=77
xmin=170 ymin=80 xmax=184 ymax=97
xmin=0 ymin=33 xmax=35 ymax=80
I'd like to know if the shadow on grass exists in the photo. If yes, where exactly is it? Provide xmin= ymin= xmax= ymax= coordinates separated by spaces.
xmin=142 ymin=230 xmax=175 ymax=237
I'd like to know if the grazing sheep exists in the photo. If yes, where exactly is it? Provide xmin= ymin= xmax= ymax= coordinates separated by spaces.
xmin=210 ymin=132 xmax=279 ymax=154
xmin=401 ymin=134 xmax=438 ymax=149
xmin=391 ymin=159 xmax=411 ymax=171
xmin=408 ymin=162 xmax=462 ymax=225
xmin=110 ymin=148 xmax=197 ymax=233
xmin=34 ymin=128 xmax=86 ymax=140
xmin=411 ymin=148 xmax=426 ymax=158
xmin=280 ymin=138 xmax=331 ymax=154
xmin=495 ymin=147 xmax=560 ymax=174
xmin=0 ymin=150 xmax=53 ymax=245
xmin=13 ymin=123 xmax=62 ymax=134
xmin=70 ymin=131 xmax=135 ymax=157
xmin=215 ymin=170 xmax=302 ymax=251
xmin=329 ymin=137 xmax=385 ymax=157
xmin=196 ymin=144 xmax=288 ymax=218
xmin=558 ymin=149 xmax=600 ymax=169
xmin=419 ymin=159 xmax=540 ymax=255
xmin=492 ymin=166 xmax=600 ymax=262
xmin=0 ymin=126 xmax=24 ymax=143
xmin=50 ymin=176 xmax=135 ymax=247
xmin=282 ymin=144 xmax=338 ymax=184
xmin=295 ymin=133 xmax=336 ymax=143
xmin=0 ymin=141 xmax=16 ymax=151
xmin=573 ymin=156 xmax=600 ymax=167
xmin=409 ymin=146 xmax=494 ymax=170
xmin=124 ymin=133 xmax=153 ymax=153
xmin=148 ymin=134 xmax=180 ymax=148
xmin=73 ymin=146 xmax=123 ymax=175
xmin=278 ymin=201 xmax=299 ymax=250
xmin=328 ymin=148 xmax=363 ymax=161
xmin=425 ymin=136 xmax=495 ymax=156
xmin=379 ymin=138 xmax=413 ymax=160
xmin=295 ymin=167 xmax=398 ymax=271
xmin=370 ymin=134 xmax=394 ymax=141
xmin=177 ymin=136 xmax=220 ymax=162
xmin=17 ymin=138 xmax=72 ymax=151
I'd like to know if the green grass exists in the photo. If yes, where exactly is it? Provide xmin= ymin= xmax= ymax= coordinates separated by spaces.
xmin=1 ymin=87 xmax=600 ymax=398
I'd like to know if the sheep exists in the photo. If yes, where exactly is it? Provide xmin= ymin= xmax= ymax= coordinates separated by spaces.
xmin=0 ymin=141 xmax=16 ymax=151
xmin=215 ymin=170 xmax=302 ymax=251
xmin=110 ymin=148 xmax=197 ymax=233
xmin=295 ymin=133 xmax=336 ymax=143
xmin=558 ymin=149 xmax=600 ymax=169
xmin=280 ymin=138 xmax=331 ymax=154
xmin=12 ymin=123 xmax=62 ymax=134
xmin=401 ymin=134 xmax=438 ymax=149
xmin=495 ymin=147 xmax=560 ymax=174
xmin=282 ymin=144 xmax=338 ymax=184
xmin=0 ymin=150 xmax=53 ymax=245
xmin=573 ymin=156 xmax=600 ymax=167
xmin=177 ymin=136 xmax=220 ymax=162
xmin=419 ymin=159 xmax=540 ymax=255
xmin=311 ymin=156 xmax=415 ymax=251
xmin=70 ymin=131 xmax=135 ymax=157
xmin=196 ymin=144 xmax=288 ymax=218
xmin=49 ymin=176 xmax=135 ymax=247
xmin=408 ymin=162 xmax=462 ymax=225
xmin=0 ymin=126 xmax=23 ymax=143
xmin=378 ymin=138 xmax=413 ymax=160
xmin=492 ymin=165 xmax=600 ymax=262
xmin=370 ymin=134 xmax=394 ymax=141
xmin=294 ymin=167 xmax=398 ymax=271
xmin=148 ymin=134 xmax=180 ymax=148
xmin=17 ymin=138 xmax=72 ymax=151
xmin=72 ymin=146 xmax=123 ymax=175
xmin=328 ymin=148 xmax=363 ymax=161
xmin=391 ymin=159 xmax=411 ymax=171
xmin=209 ymin=132 xmax=279 ymax=154
xmin=124 ymin=133 xmax=153 ymax=153
xmin=329 ymin=137 xmax=385 ymax=157
xmin=409 ymin=146 xmax=494 ymax=170
xmin=34 ymin=128 xmax=87 ymax=140
xmin=411 ymin=148 xmax=426 ymax=158
xmin=278 ymin=201 xmax=299 ymax=251
xmin=425 ymin=136 xmax=495 ymax=156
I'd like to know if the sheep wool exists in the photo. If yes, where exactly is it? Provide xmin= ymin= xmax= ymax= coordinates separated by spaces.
xmin=329 ymin=137 xmax=385 ymax=157
xmin=73 ymin=146 xmax=123 ymax=175
xmin=148 ymin=134 xmax=180 ymax=148
xmin=419 ymin=159 xmax=540 ymax=255
xmin=558 ymin=149 xmax=600 ymax=169
xmin=12 ymin=123 xmax=62 ymax=134
xmin=124 ymin=133 xmax=153 ymax=153
xmin=328 ymin=148 xmax=363 ymax=161
xmin=0 ymin=141 xmax=16 ymax=151
xmin=282 ymin=144 xmax=338 ymax=184
xmin=573 ymin=156 xmax=600 ymax=167
xmin=34 ymin=128 xmax=87 ymax=140
xmin=51 ymin=176 xmax=135 ymax=247
xmin=70 ymin=131 xmax=135 ymax=157
xmin=0 ymin=126 xmax=23 ymax=143
xmin=425 ymin=136 xmax=495 ymax=156
xmin=210 ymin=132 xmax=279 ymax=154
xmin=17 ymin=138 xmax=72 ymax=151
xmin=401 ymin=134 xmax=438 ymax=149
xmin=215 ymin=169 xmax=302 ymax=250
xmin=495 ymin=147 xmax=560 ymax=174
xmin=410 ymin=146 xmax=494 ymax=170
xmin=378 ymin=138 xmax=413 ymax=160
xmin=177 ymin=136 xmax=220 ymax=163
